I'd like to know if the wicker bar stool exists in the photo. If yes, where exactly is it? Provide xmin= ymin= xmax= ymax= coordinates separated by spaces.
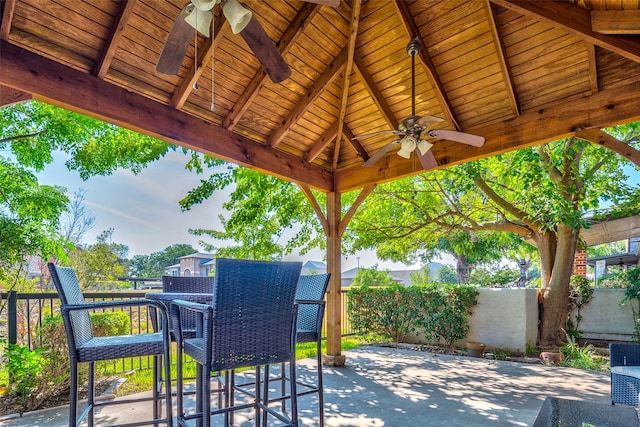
xmin=172 ymin=258 xmax=302 ymax=427
xmin=610 ymin=343 xmax=640 ymax=406
xmin=48 ymin=262 xmax=173 ymax=427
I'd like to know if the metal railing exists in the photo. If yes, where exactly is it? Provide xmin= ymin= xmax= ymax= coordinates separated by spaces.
xmin=0 ymin=289 xmax=354 ymax=374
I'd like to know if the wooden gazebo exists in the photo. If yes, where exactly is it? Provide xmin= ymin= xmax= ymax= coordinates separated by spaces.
xmin=2 ymin=0 xmax=640 ymax=364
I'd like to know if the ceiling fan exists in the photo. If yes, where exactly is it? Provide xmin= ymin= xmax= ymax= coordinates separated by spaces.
xmin=354 ymin=38 xmax=485 ymax=169
xmin=156 ymin=0 xmax=339 ymax=83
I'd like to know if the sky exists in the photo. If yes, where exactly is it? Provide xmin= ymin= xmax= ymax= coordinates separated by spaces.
xmin=35 ymin=150 xmax=426 ymax=272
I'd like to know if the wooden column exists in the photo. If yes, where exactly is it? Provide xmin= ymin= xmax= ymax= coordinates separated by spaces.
xmin=322 ymin=191 xmax=345 ymax=366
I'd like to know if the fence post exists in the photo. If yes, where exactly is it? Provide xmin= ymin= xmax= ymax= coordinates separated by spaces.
xmin=8 ymin=290 xmax=17 ymax=345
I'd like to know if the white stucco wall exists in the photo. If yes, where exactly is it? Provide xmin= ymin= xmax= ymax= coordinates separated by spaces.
xmin=404 ymin=288 xmax=637 ymax=353
xmin=574 ymin=289 xmax=636 ymax=341
xmin=406 ymin=288 xmax=539 ymax=353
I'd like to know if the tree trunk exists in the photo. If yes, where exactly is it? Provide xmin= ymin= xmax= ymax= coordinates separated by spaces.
xmin=538 ymin=224 xmax=580 ymax=345
xmin=455 ymin=254 xmax=470 ymax=284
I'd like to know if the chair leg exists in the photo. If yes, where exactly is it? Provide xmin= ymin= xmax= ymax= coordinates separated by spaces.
xmin=68 ymin=359 xmax=79 ymax=427
xmin=315 ymin=340 xmax=325 ymax=427
xmin=289 ymin=358 xmax=298 ymax=427
xmin=88 ymin=361 xmax=95 ymax=427
xmin=162 ymin=350 xmax=173 ymax=426
xmin=153 ymin=355 xmax=160 ymax=421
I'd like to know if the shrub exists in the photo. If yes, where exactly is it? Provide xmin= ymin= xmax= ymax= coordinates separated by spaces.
xmin=347 ymin=283 xmax=478 ymax=347
xmin=566 ymin=275 xmax=593 ymax=339
xmin=621 ymin=266 xmax=640 ymax=342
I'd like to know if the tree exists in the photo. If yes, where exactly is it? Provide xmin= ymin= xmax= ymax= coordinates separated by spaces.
xmin=350 ymin=128 xmax=640 ymax=345
xmin=0 ymin=157 xmax=68 ymax=296
xmin=67 ymin=229 xmax=128 ymax=290
xmin=129 ymin=244 xmax=197 ymax=277
xmin=181 ymin=158 xmax=326 ymax=260
xmin=436 ymin=265 xmax=458 ymax=284
xmin=59 ymin=188 xmax=96 ymax=245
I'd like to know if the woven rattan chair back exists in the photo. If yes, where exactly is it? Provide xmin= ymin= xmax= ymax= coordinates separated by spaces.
xmin=161 ymin=275 xmax=214 ymax=337
xmin=295 ymin=274 xmax=330 ymax=343
xmin=49 ymin=264 xmax=94 ymax=349
xmin=209 ymin=258 xmax=301 ymax=371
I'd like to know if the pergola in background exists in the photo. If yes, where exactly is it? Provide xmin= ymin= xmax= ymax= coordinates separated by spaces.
xmin=2 ymin=0 xmax=640 ymax=365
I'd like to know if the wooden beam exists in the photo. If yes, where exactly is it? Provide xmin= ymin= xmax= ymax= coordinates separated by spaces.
xmin=353 ymin=52 xmax=398 ymax=130
xmin=591 ymin=10 xmax=640 ymax=35
xmin=0 ymin=84 xmax=30 ymax=107
xmin=306 ymin=121 xmax=338 ymax=162
xmin=342 ymin=125 xmax=369 ymax=163
xmin=575 ymin=128 xmax=640 ymax=168
xmin=0 ymin=0 xmax=15 ymax=41
xmin=332 ymin=0 xmax=361 ymax=170
xmin=172 ymin=14 xmax=227 ymax=108
xmin=323 ymin=190 xmax=345 ymax=366
xmin=491 ymin=0 xmax=640 ymax=64
xmin=0 ymin=40 xmax=333 ymax=191
xmin=485 ymin=1 xmax=520 ymax=116
xmin=94 ymin=0 xmax=136 ymax=79
xmin=336 ymin=80 xmax=640 ymax=192
xmin=339 ymin=184 xmax=375 ymax=235
xmin=267 ymin=46 xmax=348 ymax=148
xmin=298 ymin=183 xmax=329 ymax=234
xmin=586 ymin=42 xmax=598 ymax=94
xmin=222 ymin=2 xmax=320 ymax=130
xmin=393 ymin=0 xmax=461 ymax=130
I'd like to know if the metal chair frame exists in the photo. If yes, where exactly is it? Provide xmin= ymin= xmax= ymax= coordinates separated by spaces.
xmin=48 ymin=262 xmax=173 ymax=427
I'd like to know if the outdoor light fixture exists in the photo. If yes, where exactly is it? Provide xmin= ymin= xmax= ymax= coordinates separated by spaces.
xmin=221 ymin=0 xmax=252 ymax=34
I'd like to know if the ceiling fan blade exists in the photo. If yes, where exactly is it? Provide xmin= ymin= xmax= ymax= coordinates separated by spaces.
xmin=239 ymin=15 xmax=291 ymax=83
xmin=156 ymin=4 xmax=193 ymax=75
xmin=303 ymin=0 xmax=340 ymax=6
xmin=416 ymin=115 xmax=444 ymax=129
xmin=418 ymin=150 xmax=438 ymax=170
xmin=352 ymin=129 xmax=402 ymax=140
xmin=363 ymin=140 xmax=400 ymax=167
xmin=428 ymin=129 xmax=485 ymax=147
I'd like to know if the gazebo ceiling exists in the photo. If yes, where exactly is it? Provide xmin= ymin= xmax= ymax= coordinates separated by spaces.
xmin=2 ymin=0 xmax=640 ymax=193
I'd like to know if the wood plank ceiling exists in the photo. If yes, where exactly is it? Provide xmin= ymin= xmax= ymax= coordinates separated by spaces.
xmin=2 ymin=0 xmax=640 ymax=193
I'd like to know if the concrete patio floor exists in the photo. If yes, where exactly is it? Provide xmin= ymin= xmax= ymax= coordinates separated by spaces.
xmin=0 ymin=346 xmax=613 ymax=426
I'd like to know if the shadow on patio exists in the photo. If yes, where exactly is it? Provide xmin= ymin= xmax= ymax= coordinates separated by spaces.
xmin=0 ymin=346 xmax=611 ymax=426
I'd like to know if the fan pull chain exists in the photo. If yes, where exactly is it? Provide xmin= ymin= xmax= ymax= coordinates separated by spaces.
xmin=210 ymin=17 xmax=215 ymax=111
xmin=193 ymin=13 xmax=199 ymax=91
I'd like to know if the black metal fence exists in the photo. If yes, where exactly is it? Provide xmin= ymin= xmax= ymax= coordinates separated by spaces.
xmin=0 ymin=290 xmax=354 ymax=374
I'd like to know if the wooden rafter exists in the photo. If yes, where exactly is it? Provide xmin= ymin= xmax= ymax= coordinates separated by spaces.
xmin=485 ymin=1 xmax=520 ymax=116
xmin=94 ymin=0 xmax=136 ymax=79
xmin=353 ymin=52 xmax=397 ymax=130
xmin=222 ymin=2 xmax=320 ymax=130
xmin=172 ymin=14 xmax=227 ymax=108
xmin=0 ymin=84 xmax=30 ymax=107
xmin=306 ymin=121 xmax=338 ymax=162
xmin=267 ymin=46 xmax=348 ymax=148
xmin=342 ymin=125 xmax=369 ymax=164
xmin=586 ymin=42 xmax=598 ymax=94
xmin=332 ymin=0 xmax=361 ymax=170
xmin=336 ymin=79 xmax=640 ymax=191
xmin=393 ymin=0 xmax=460 ymax=131
xmin=575 ymin=128 xmax=640 ymax=167
xmin=0 ymin=40 xmax=333 ymax=191
xmin=0 ymin=0 xmax=16 ymax=40
xmin=591 ymin=10 xmax=640 ymax=35
xmin=492 ymin=0 xmax=640 ymax=64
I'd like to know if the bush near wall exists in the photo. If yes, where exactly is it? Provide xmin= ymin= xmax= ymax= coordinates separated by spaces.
xmin=347 ymin=283 xmax=478 ymax=348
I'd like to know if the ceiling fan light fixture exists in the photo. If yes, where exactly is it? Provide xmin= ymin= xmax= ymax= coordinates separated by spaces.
xmin=185 ymin=5 xmax=213 ymax=37
xmin=416 ymin=140 xmax=433 ymax=155
xmin=222 ymin=0 xmax=252 ymax=34
xmin=398 ymin=137 xmax=417 ymax=159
